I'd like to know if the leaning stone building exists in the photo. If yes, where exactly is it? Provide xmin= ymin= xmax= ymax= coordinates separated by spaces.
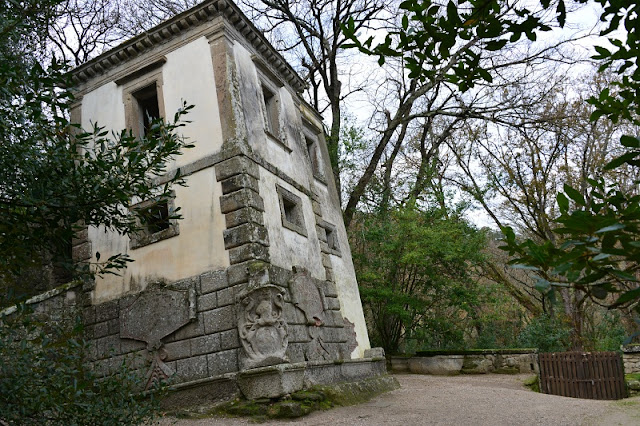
xmin=54 ymin=0 xmax=384 ymax=400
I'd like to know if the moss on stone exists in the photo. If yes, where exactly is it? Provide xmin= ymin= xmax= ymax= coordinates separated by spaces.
xmin=291 ymin=390 xmax=325 ymax=401
xmin=626 ymin=373 xmax=640 ymax=382
xmin=184 ymin=375 xmax=399 ymax=421
xmin=313 ymin=376 xmax=400 ymax=407
xmin=493 ymin=367 xmax=519 ymax=374
xmin=523 ymin=375 xmax=540 ymax=393
xmin=247 ymin=260 xmax=269 ymax=274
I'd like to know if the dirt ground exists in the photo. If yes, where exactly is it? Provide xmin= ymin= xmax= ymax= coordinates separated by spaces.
xmin=160 ymin=374 xmax=640 ymax=425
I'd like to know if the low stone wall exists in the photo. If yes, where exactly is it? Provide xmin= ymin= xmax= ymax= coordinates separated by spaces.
xmin=622 ymin=345 xmax=640 ymax=374
xmin=390 ymin=349 xmax=538 ymax=375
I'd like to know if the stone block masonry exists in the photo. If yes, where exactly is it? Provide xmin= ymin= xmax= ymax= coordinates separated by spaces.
xmin=623 ymin=345 xmax=640 ymax=374
xmin=35 ymin=256 xmax=365 ymax=392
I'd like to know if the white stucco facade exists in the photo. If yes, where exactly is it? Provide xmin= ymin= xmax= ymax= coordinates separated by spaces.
xmin=70 ymin=1 xmax=371 ymax=359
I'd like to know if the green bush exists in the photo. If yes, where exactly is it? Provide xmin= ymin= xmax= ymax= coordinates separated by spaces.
xmin=517 ymin=314 xmax=571 ymax=353
xmin=584 ymin=312 xmax=626 ymax=352
xmin=0 ymin=305 xmax=163 ymax=425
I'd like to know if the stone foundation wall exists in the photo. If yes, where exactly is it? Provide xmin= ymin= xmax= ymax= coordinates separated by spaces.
xmin=622 ymin=345 xmax=640 ymax=374
xmin=390 ymin=350 xmax=538 ymax=375
xmin=4 ymin=260 xmax=368 ymax=399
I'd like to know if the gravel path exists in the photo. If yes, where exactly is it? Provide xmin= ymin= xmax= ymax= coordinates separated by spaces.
xmin=160 ymin=374 xmax=640 ymax=425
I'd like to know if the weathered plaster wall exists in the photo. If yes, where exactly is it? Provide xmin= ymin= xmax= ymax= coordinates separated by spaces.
xmin=258 ymin=173 xmax=325 ymax=279
xmin=81 ymin=81 xmax=126 ymax=132
xmin=313 ymin=182 xmax=370 ymax=357
xmin=81 ymin=37 xmax=223 ymax=170
xmin=90 ymin=168 xmax=229 ymax=303
xmin=81 ymin=37 xmax=229 ymax=303
xmin=233 ymin=43 xmax=311 ymax=188
xmin=162 ymin=36 xmax=224 ymax=167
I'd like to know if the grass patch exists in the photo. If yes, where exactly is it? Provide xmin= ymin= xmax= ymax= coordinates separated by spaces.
xmin=625 ymin=373 xmax=640 ymax=382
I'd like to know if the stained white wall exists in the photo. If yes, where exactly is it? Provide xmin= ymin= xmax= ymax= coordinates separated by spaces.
xmin=313 ymin=182 xmax=371 ymax=357
xmin=259 ymin=173 xmax=325 ymax=278
xmin=233 ymin=43 xmax=311 ymax=189
xmin=81 ymin=37 xmax=228 ymax=303
xmin=163 ymin=36 xmax=224 ymax=167
xmin=89 ymin=168 xmax=229 ymax=303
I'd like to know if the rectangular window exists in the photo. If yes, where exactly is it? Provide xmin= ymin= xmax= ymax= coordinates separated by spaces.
xmin=129 ymin=194 xmax=179 ymax=249
xmin=305 ymin=134 xmax=325 ymax=181
xmin=133 ymin=84 xmax=160 ymax=138
xmin=120 ymin=68 xmax=165 ymax=141
xmin=319 ymin=221 xmax=341 ymax=256
xmin=276 ymin=185 xmax=307 ymax=237
xmin=261 ymin=84 xmax=280 ymax=139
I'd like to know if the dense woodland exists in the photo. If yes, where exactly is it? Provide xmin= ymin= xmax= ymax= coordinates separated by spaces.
xmin=3 ymin=0 xmax=640 ymax=359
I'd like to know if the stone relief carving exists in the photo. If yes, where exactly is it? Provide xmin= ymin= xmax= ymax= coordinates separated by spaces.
xmin=305 ymin=326 xmax=332 ymax=361
xmin=288 ymin=266 xmax=333 ymax=361
xmin=289 ymin=266 xmax=324 ymax=326
xmin=237 ymin=285 xmax=289 ymax=370
xmin=119 ymin=285 xmax=196 ymax=389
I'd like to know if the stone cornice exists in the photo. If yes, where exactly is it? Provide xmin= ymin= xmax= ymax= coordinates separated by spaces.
xmin=69 ymin=0 xmax=305 ymax=93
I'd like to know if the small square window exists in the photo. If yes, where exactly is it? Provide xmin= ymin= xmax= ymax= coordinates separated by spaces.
xmin=130 ymin=194 xmax=179 ymax=249
xmin=276 ymin=185 xmax=307 ymax=237
xmin=138 ymin=200 xmax=170 ymax=234
xmin=318 ymin=221 xmax=341 ymax=256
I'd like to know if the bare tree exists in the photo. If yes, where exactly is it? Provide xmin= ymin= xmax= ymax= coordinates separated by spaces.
xmin=46 ymin=0 xmax=198 ymax=66
xmin=47 ymin=0 xmax=122 ymax=65
xmin=239 ymin=0 xmax=389 ymax=195
xmin=445 ymin=68 xmax=640 ymax=347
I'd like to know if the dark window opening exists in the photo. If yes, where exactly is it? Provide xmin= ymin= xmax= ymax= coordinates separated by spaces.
xmin=325 ymin=226 xmax=338 ymax=252
xmin=262 ymin=84 xmax=279 ymax=138
xmin=277 ymin=185 xmax=307 ymax=237
xmin=283 ymin=197 xmax=300 ymax=226
xmin=306 ymin=135 xmax=323 ymax=178
xmin=139 ymin=200 xmax=170 ymax=235
xmin=133 ymin=84 xmax=160 ymax=137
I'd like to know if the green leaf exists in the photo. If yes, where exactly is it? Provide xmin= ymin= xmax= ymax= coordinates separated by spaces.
xmin=604 ymin=151 xmax=640 ymax=170
xmin=620 ymin=135 xmax=640 ymax=148
xmin=511 ymin=264 xmax=540 ymax=271
xmin=563 ymin=184 xmax=585 ymax=206
xmin=485 ymin=40 xmax=508 ymax=51
xmin=614 ymin=287 xmax=640 ymax=306
xmin=591 ymin=252 xmax=611 ymax=261
xmin=535 ymin=278 xmax=551 ymax=293
xmin=591 ymin=285 xmax=609 ymax=300
xmin=595 ymin=223 xmax=625 ymax=233
xmin=557 ymin=192 xmax=569 ymax=213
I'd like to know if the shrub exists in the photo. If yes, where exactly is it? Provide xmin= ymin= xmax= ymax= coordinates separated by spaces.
xmin=517 ymin=314 xmax=571 ymax=353
xmin=0 ymin=305 xmax=163 ymax=425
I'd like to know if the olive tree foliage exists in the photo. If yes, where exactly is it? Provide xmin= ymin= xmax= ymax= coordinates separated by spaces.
xmin=1 ymin=1 xmax=190 ymax=422
xmin=1 ymin=0 xmax=193 ymax=297
xmin=0 ymin=304 xmax=164 ymax=425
